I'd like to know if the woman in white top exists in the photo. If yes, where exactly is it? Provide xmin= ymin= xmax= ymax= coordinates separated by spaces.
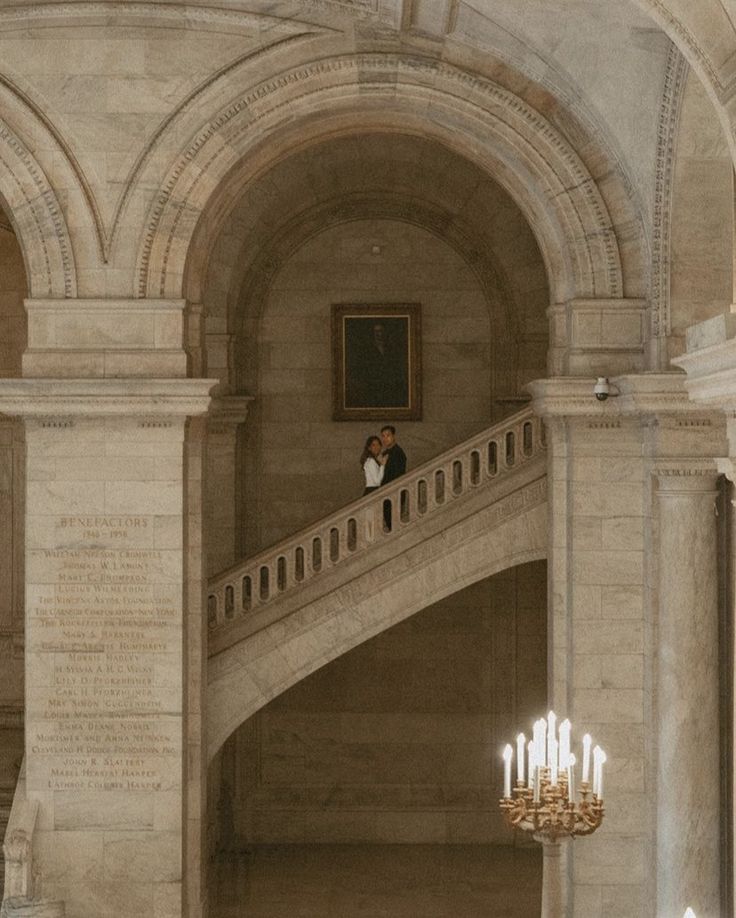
xmin=360 ymin=435 xmax=387 ymax=495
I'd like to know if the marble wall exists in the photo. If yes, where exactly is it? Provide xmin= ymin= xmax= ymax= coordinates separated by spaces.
xmin=235 ymin=216 xmax=547 ymax=556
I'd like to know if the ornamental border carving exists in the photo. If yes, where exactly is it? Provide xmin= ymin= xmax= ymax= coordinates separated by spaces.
xmin=636 ymin=0 xmax=736 ymax=102
xmin=136 ymin=53 xmax=624 ymax=303
xmin=0 ymin=119 xmax=75 ymax=297
xmin=651 ymin=42 xmax=688 ymax=342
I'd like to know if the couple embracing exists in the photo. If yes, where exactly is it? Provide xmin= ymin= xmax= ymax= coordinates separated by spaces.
xmin=360 ymin=425 xmax=407 ymax=496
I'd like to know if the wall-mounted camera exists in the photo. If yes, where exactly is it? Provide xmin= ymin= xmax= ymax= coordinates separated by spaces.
xmin=593 ymin=377 xmax=619 ymax=401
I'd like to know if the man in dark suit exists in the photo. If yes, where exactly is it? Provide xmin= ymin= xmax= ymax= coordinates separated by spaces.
xmin=380 ymin=425 xmax=407 ymax=530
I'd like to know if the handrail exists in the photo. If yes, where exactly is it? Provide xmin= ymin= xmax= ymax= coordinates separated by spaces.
xmin=207 ymin=407 xmax=544 ymax=633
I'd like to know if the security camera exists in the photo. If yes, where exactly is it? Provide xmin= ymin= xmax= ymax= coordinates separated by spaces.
xmin=594 ymin=377 xmax=611 ymax=401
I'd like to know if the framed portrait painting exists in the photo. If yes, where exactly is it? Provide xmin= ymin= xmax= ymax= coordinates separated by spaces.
xmin=332 ymin=304 xmax=422 ymax=421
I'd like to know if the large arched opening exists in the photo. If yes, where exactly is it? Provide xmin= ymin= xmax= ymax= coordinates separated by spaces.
xmin=208 ymin=561 xmax=547 ymax=917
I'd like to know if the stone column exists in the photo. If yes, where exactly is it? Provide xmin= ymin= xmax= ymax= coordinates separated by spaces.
xmin=673 ymin=309 xmax=736 ymax=918
xmin=655 ymin=466 xmax=721 ymax=918
xmin=529 ymin=374 xmax=726 ymax=918
xmin=0 ymin=296 xmax=216 ymax=918
xmin=0 ymin=380 xmax=214 ymax=918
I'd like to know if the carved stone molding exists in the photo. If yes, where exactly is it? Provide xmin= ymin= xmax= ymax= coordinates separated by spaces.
xmin=654 ymin=458 xmax=719 ymax=493
xmin=0 ymin=120 xmax=75 ymax=298
xmin=0 ymin=378 xmax=217 ymax=419
xmin=636 ymin=0 xmax=735 ymax=102
xmin=137 ymin=53 xmax=624 ymax=303
xmin=651 ymin=42 xmax=688 ymax=345
xmin=527 ymin=373 xmax=715 ymax=420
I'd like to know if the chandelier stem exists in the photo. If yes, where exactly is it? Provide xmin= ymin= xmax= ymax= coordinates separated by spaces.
xmin=539 ymin=837 xmax=564 ymax=918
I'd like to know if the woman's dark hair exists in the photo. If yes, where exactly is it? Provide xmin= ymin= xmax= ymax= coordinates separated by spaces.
xmin=360 ymin=435 xmax=381 ymax=466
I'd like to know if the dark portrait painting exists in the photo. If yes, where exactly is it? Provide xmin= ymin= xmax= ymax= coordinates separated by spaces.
xmin=332 ymin=304 xmax=422 ymax=421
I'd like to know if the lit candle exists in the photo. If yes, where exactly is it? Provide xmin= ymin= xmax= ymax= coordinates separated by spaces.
xmin=503 ymin=744 xmax=513 ymax=798
xmin=582 ymin=734 xmax=592 ymax=784
xmin=527 ymin=739 xmax=535 ymax=777
xmin=567 ymin=753 xmax=576 ymax=802
xmin=539 ymin=718 xmax=547 ymax=766
xmin=533 ymin=719 xmax=546 ymax=768
xmin=550 ymin=737 xmax=559 ymax=785
xmin=598 ymin=750 xmax=606 ymax=798
xmin=559 ymin=719 xmax=571 ymax=768
xmin=516 ymin=733 xmax=526 ymax=784
xmin=547 ymin=711 xmax=557 ymax=768
xmin=533 ymin=765 xmax=541 ymax=803
xmin=592 ymin=745 xmax=604 ymax=797
xmin=684 ymin=909 xmax=696 ymax=918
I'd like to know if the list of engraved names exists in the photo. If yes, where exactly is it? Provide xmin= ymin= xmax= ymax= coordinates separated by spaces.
xmin=28 ymin=515 xmax=180 ymax=792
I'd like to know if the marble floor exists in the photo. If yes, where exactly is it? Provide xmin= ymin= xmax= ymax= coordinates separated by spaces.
xmin=209 ymin=844 xmax=542 ymax=917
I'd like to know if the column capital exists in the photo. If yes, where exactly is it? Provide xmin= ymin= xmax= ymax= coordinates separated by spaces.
xmin=0 ymin=377 xmax=217 ymax=419
xmin=653 ymin=459 xmax=719 ymax=493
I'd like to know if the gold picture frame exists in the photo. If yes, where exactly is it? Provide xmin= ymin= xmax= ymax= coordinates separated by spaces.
xmin=332 ymin=304 xmax=422 ymax=421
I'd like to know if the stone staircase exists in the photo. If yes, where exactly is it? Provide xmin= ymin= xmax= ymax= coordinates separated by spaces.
xmin=206 ymin=408 xmax=548 ymax=759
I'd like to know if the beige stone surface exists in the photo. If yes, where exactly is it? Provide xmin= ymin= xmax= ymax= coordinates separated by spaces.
xmin=213 ymin=563 xmax=545 ymax=846
xmin=0 ymin=2 xmax=734 ymax=916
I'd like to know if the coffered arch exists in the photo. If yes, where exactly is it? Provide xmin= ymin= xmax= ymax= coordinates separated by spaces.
xmin=138 ymin=53 xmax=644 ymax=307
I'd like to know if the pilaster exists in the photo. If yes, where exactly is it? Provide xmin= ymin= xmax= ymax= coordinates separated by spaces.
xmin=2 ymin=284 xmax=216 ymax=918
xmin=206 ymin=397 xmax=253 ymax=575
xmin=528 ymin=373 xmax=725 ymax=918
xmin=653 ymin=463 xmax=720 ymax=918
xmin=0 ymin=379 xmax=215 ymax=918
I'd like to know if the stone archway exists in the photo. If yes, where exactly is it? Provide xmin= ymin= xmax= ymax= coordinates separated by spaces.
xmin=137 ymin=52 xmax=644 ymax=306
